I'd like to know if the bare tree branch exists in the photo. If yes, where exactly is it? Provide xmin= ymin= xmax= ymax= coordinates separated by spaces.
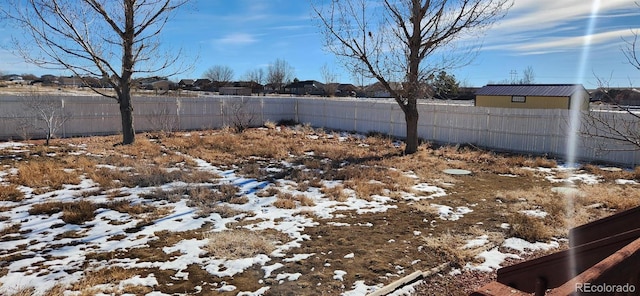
xmin=1 ymin=0 xmax=191 ymax=144
xmin=312 ymin=0 xmax=512 ymax=153
xmin=266 ymin=59 xmax=295 ymax=93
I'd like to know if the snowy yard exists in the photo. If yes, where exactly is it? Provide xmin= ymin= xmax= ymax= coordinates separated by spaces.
xmin=1 ymin=125 xmax=639 ymax=295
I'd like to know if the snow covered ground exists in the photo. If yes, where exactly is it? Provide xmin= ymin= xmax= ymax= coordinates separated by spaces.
xmin=0 ymin=129 xmax=636 ymax=296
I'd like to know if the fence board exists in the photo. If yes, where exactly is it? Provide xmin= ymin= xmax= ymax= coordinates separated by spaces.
xmin=1 ymin=95 xmax=639 ymax=166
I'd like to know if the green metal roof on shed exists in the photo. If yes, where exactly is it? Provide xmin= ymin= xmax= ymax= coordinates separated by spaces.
xmin=475 ymin=84 xmax=587 ymax=97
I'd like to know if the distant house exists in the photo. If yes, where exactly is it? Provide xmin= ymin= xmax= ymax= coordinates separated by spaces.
xmin=591 ymin=88 xmax=640 ymax=106
xmin=219 ymin=86 xmax=252 ymax=96
xmin=58 ymin=76 xmax=85 ymax=87
xmin=7 ymin=75 xmax=26 ymax=84
xmin=475 ymin=84 xmax=590 ymax=110
xmin=194 ymin=78 xmax=212 ymax=91
xmin=178 ymin=79 xmax=195 ymax=89
xmin=364 ymin=82 xmax=404 ymax=98
xmin=263 ymin=83 xmax=281 ymax=94
xmin=232 ymin=81 xmax=264 ymax=94
xmin=285 ymin=80 xmax=325 ymax=95
xmin=325 ymin=83 xmax=359 ymax=97
xmin=150 ymin=80 xmax=175 ymax=92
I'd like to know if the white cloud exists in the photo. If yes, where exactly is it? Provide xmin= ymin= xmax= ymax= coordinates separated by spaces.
xmin=216 ymin=33 xmax=258 ymax=46
xmin=513 ymin=28 xmax=639 ymax=52
xmin=482 ymin=0 xmax=637 ymax=54
xmin=494 ymin=0 xmax=631 ymax=34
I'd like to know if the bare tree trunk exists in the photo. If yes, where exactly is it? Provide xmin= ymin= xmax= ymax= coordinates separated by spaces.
xmin=405 ymin=107 xmax=419 ymax=154
xmin=120 ymin=1 xmax=136 ymax=145
xmin=120 ymin=95 xmax=135 ymax=145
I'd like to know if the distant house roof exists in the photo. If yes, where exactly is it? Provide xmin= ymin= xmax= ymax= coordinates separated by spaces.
xmin=476 ymin=84 xmax=587 ymax=97
xmin=194 ymin=79 xmax=211 ymax=87
xmin=285 ymin=80 xmax=324 ymax=89
xmin=178 ymin=79 xmax=195 ymax=86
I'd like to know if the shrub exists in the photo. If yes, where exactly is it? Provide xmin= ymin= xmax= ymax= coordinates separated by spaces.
xmin=104 ymin=200 xmax=154 ymax=215
xmin=506 ymin=213 xmax=551 ymax=242
xmin=274 ymin=192 xmax=296 ymax=209
xmin=273 ymin=198 xmax=296 ymax=209
xmin=11 ymin=160 xmax=81 ymax=192
xmin=320 ymin=185 xmax=348 ymax=202
xmin=61 ymin=200 xmax=97 ymax=224
xmin=0 ymin=223 xmax=21 ymax=237
xmin=206 ymin=229 xmax=282 ymax=259
xmin=29 ymin=201 xmax=66 ymax=216
xmin=0 ymin=184 xmax=24 ymax=202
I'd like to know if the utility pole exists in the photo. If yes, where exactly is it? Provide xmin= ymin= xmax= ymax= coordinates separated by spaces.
xmin=510 ymin=70 xmax=518 ymax=84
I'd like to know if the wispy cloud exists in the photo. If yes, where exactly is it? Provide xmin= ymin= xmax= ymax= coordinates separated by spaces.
xmin=216 ymin=33 xmax=259 ymax=46
xmin=493 ymin=0 xmax=630 ymax=33
xmin=513 ymin=29 xmax=639 ymax=53
xmin=482 ymin=0 xmax=636 ymax=54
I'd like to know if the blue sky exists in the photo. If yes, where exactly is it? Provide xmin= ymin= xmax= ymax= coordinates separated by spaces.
xmin=1 ymin=0 xmax=639 ymax=88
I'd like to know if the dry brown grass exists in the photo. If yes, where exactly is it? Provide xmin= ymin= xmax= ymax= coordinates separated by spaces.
xmin=422 ymin=232 xmax=479 ymax=268
xmin=0 ymin=223 xmax=21 ymax=237
xmin=121 ymin=165 xmax=183 ymax=188
xmin=577 ymin=184 xmax=640 ymax=210
xmin=62 ymin=267 xmax=148 ymax=296
xmin=229 ymin=195 xmax=249 ymax=204
xmin=176 ymin=169 xmax=219 ymax=184
xmin=274 ymin=191 xmax=296 ymax=209
xmin=6 ymin=125 xmax=640 ymax=295
xmin=256 ymin=187 xmax=280 ymax=198
xmin=295 ymin=194 xmax=315 ymax=206
xmin=581 ymin=164 xmax=638 ymax=182
xmin=211 ymin=205 xmax=246 ymax=218
xmin=114 ymin=137 xmax=164 ymax=159
xmin=4 ymin=286 xmax=35 ymax=296
xmin=186 ymin=185 xmax=240 ymax=217
xmin=29 ymin=200 xmax=97 ymax=224
xmin=568 ymin=184 xmax=640 ymax=227
xmin=0 ymin=184 xmax=24 ymax=202
xmin=320 ymin=184 xmax=349 ymax=202
xmin=85 ymin=167 xmax=131 ymax=189
xmin=206 ymin=229 xmax=285 ymax=259
xmin=61 ymin=200 xmax=97 ymax=224
xmin=10 ymin=160 xmax=81 ymax=193
xmin=495 ymin=186 xmax=567 ymax=237
xmin=161 ymin=129 xmax=300 ymax=166
xmin=29 ymin=201 xmax=66 ymax=216
xmin=272 ymin=191 xmax=315 ymax=209
xmin=104 ymin=199 xmax=155 ymax=215
xmin=139 ymin=187 xmax=185 ymax=202
xmin=506 ymin=213 xmax=553 ymax=242
xmin=273 ymin=196 xmax=296 ymax=209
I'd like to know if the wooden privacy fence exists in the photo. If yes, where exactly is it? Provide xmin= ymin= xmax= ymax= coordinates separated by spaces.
xmin=1 ymin=95 xmax=639 ymax=166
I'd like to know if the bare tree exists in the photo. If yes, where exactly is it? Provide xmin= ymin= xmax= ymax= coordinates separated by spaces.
xmin=224 ymin=98 xmax=255 ymax=133
xmin=313 ymin=0 xmax=511 ymax=154
xmin=623 ymin=30 xmax=640 ymax=71
xmin=520 ymin=66 xmax=535 ymax=84
xmin=582 ymin=76 xmax=640 ymax=152
xmin=19 ymin=93 xmax=72 ymax=146
xmin=581 ymin=4 xmax=640 ymax=153
xmin=320 ymin=63 xmax=339 ymax=96
xmin=1 ymin=0 xmax=190 ymax=145
xmin=266 ymin=59 xmax=294 ymax=93
xmin=244 ymin=68 xmax=266 ymax=85
xmin=204 ymin=65 xmax=235 ymax=89
xmin=146 ymin=105 xmax=179 ymax=135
